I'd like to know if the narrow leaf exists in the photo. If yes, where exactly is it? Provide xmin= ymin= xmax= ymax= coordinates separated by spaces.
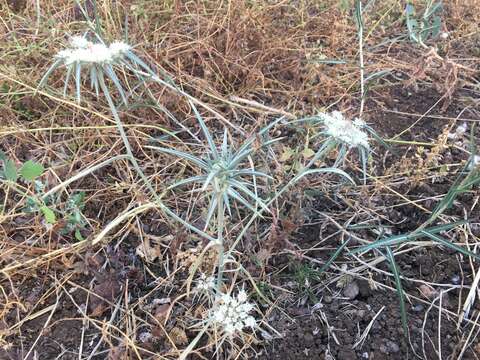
xmin=386 ymin=246 xmax=408 ymax=336
xmin=421 ymin=231 xmax=480 ymax=261
xmin=352 ymin=221 xmax=466 ymax=253
xmin=319 ymin=237 xmax=352 ymax=274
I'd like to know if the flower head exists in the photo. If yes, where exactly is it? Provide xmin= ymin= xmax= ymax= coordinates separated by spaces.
xmin=69 ymin=35 xmax=90 ymax=49
xmin=109 ymin=41 xmax=132 ymax=58
xmin=40 ymin=34 xmax=141 ymax=104
xmin=209 ymin=291 xmax=257 ymax=335
xmin=54 ymin=37 xmax=130 ymax=66
xmin=320 ymin=111 xmax=370 ymax=149
xmin=195 ymin=273 xmax=215 ymax=293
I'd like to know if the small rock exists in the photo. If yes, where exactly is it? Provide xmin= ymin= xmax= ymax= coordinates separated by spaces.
xmin=451 ymin=275 xmax=461 ymax=285
xmin=356 ymin=309 xmax=366 ymax=319
xmin=413 ymin=304 xmax=424 ymax=312
xmin=386 ymin=340 xmax=400 ymax=353
xmin=343 ymin=281 xmax=360 ymax=300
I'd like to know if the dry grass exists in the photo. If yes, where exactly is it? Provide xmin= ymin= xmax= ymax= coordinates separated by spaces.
xmin=1 ymin=0 xmax=480 ymax=359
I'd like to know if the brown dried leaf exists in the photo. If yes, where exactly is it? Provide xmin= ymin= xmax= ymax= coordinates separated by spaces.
xmin=136 ymin=238 xmax=162 ymax=263
xmin=89 ymin=272 xmax=122 ymax=317
xmin=418 ymin=284 xmax=437 ymax=300
xmin=154 ymin=304 xmax=170 ymax=324
xmin=170 ymin=326 xmax=188 ymax=345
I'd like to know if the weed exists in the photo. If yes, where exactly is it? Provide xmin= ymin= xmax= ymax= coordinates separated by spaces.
xmin=405 ymin=1 xmax=443 ymax=47
xmin=0 ymin=151 xmax=55 ymax=223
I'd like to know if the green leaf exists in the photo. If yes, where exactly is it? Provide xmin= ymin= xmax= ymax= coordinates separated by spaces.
xmin=351 ymin=221 xmax=466 ymax=253
xmin=319 ymin=237 xmax=352 ymax=274
xmin=386 ymin=246 xmax=408 ymax=336
xmin=0 ymin=150 xmax=7 ymax=162
xmin=4 ymin=159 xmax=18 ymax=182
xmin=74 ymin=229 xmax=84 ymax=241
xmin=20 ymin=160 xmax=44 ymax=181
xmin=421 ymin=231 xmax=480 ymax=261
xmin=40 ymin=205 xmax=56 ymax=224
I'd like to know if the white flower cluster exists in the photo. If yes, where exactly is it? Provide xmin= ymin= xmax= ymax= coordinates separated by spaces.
xmin=320 ymin=111 xmax=370 ymax=149
xmin=469 ymin=155 xmax=480 ymax=170
xmin=195 ymin=273 xmax=215 ymax=292
xmin=210 ymin=290 xmax=257 ymax=335
xmin=55 ymin=36 xmax=131 ymax=66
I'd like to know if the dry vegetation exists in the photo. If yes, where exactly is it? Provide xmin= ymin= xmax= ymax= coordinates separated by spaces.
xmin=1 ymin=0 xmax=480 ymax=359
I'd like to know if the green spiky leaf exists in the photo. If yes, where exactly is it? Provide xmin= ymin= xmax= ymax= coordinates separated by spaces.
xmin=40 ymin=205 xmax=56 ymax=224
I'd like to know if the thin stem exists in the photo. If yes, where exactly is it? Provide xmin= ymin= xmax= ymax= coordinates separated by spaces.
xmin=215 ymin=191 xmax=225 ymax=292
xmin=97 ymin=71 xmax=216 ymax=243
xmin=41 ymin=155 xmax=130 ymax=200
xmin=356 ymin=0 xmax=365 ymax=117
xmin=305 ymin=139 xmax=336 ymax=169
xmin=97 ymin=71 xmax=158 ymax=198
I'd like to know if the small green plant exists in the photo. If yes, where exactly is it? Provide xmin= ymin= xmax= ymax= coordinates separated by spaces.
xmin=61 ymin=192 xmax=87 ymax=241
xmin=405 ymin=1 xmax=443 ymax=47
xmin=348 ymin=147 xmax=480 ymax=336
xmin=0 ymin=151 xmax=55 ymax=224
xmin=292 ymin=261 xmax=321 ymax=303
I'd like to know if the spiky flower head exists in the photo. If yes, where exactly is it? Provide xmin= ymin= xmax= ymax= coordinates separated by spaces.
xmin=209 ymin=290 xmax=257 ymax=335
xmin=320 ymin=111 xmax=370 ymax=149
xmin=469 ymin=155 xmax=480 ymax=170
xmin=39 ymin=33 xmax=150 ymax=105
xmin=69 ymin=35 xmax=90 ymax=49
xmin=54 ymin=36 xmax=131 ymax=66
xmin=195 ymin=273 xmax=216 ymax=292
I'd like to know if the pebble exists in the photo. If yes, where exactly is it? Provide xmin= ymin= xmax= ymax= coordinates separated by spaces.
xmin=356 ymin=309 xmax=366 ymax=319
xmin=343 ymin=281 xmax=360 ymax=300
xmin=413 ymin=304 xmax=424 ymax=312
xmin=358 ymin=279 xmax=372 ymax=298
xmin=451 ymin=275 xmax=461 ymax=285
xmin=386 ymin=340 xmax=400 ymax=353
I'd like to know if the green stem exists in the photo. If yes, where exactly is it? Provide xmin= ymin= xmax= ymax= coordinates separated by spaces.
xmin=355 ymin=0 xmax=365 ymax=116
xmin=98 ymin=71 xmax=158 ymax=198
xmin=215 ymin=192 xmax=225 ymax=292
xmin=97 ymin=71 xmax=217 ymax=243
